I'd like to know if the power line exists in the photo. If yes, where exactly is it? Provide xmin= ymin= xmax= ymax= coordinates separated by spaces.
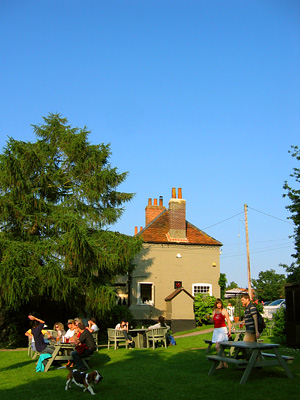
xmin=202 ymin=211 xmax=244 ymax=230
xmin=224 ymin=238 xmax=292 ymax=246
xmin=221 ymin=244 xmax=293 ymax=259
xmin=203 ymin=206 xmax=292 ymax=231
xmin=247 ymin=206 xmax=293 ymax=225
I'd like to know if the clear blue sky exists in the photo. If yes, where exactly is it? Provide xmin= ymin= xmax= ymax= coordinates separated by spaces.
xmin=1 ymin=1 xmax=299 ymax=288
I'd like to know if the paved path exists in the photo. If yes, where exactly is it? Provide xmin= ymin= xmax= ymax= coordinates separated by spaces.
xmin=174 ymin=328 xmax=213 ymax=338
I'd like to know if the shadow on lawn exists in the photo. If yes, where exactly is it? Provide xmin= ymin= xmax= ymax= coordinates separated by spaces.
xmin=0 ymin=345 xmax=299 ymax=400
xmin=0 ymin=360 xmax=33 ymax=372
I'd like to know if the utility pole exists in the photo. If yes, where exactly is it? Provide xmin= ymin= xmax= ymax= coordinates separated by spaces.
xmin=244 ymin=204 xmax=252 ymax=299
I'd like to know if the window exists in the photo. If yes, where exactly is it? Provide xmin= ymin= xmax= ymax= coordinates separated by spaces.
xmin=137 ymin=282 xmax=154 ymax=305
xmin=192 ymin=283 xmax=212 ymax=296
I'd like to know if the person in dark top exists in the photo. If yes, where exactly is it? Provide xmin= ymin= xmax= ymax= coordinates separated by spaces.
xmin=28 ymin=314 xmax=55 ymax=354
xmin=240 ymin=293 xmax=260 ymax=342
xmin=71 ymin=322 xmax=96 ymax=372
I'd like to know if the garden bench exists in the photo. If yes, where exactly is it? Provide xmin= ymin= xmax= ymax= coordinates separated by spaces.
xmin=146 ymin=327 xmax=168 ymax=349
xmin=261 ymin=352 xmax=294 ymax=364
xmin=107 ymin=328 xmax=128 ymax=350
xmin=207 ymin=355 xmax=248 ymax=366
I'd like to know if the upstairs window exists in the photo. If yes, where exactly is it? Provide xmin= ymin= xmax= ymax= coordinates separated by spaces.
xmin=192 ymin=283 xmax=212 ymax=296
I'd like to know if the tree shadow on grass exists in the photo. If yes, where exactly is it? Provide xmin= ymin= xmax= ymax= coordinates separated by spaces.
xmin=0 ymin=360 xmax=33 ymax=372
xmin=0 ymin=346 xmax=299 ymax=400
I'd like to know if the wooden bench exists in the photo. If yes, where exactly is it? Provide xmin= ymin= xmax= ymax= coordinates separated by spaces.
xmin=146 ymin=328 xmax=168 ymax=349
xmin=207 ymin=355 xmax=248 ymax=366
xmin=107 ymin=328 xmax=128 ymax=350
xmin=261 ymin=353 xmax=294 ymax=364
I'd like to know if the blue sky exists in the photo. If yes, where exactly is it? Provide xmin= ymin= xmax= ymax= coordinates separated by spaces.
xmin=1 ymin=1 xmax=299 ymax=287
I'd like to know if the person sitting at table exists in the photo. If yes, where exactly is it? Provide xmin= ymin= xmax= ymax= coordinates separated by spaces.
xmin=63 ymin=319 xmax=76 ymax=368
xmin=147 ymin=316 xmax=170 ymax=330
xmin=148 ymin=316 xmax=171 ymax=346
xmin=28 ymin=314 xmax=55 ymax=367
xmin=71 ymin=322 xmax=96 ymax=372
xmin=211 ymin=298 xmax=232 ymax=369
xmin=86 ymin=317 xmax=99 ymax=333
xmin=64 ymin=319 xmax=76 ymax=340
xmin=52 ymin=322 xmax=66 ymax=340
xmin=240 ymin=293 xmax=260 ymax=342
xmin=25 ymin=326 xmax=50 ymax=352
xmin=115 ymin=321 xmax=134 ymax=348
xmin=74 ymin=317 xmax=83 ymax=326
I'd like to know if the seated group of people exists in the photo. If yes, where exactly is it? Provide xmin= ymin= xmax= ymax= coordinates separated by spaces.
xmin=26 ymin=315 xmax=99 ymax=372
xmin=115 ymin=315 xmax=170 ymax=348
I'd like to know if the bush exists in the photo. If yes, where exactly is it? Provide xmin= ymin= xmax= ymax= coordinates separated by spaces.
xmin=100 ymin=305 xmax=133 ymax=329
xmin=194 ymin=294 xmax=216 ymax=326
xmin=272 ymin=307 xmax=286 ymax=345
xmin=253 ymin=299 xmax=264 ymax=314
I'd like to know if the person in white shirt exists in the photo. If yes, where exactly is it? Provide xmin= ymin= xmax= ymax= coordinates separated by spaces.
xmin=115 ymin=321 xmax=135 ymax=348
xmin=64 ymin=319 xmax=76 ymax=339
xmin=148 ymin=316 xmax=170 ymax=330
xmin=87 ymin=317 xmax=99 ymax=333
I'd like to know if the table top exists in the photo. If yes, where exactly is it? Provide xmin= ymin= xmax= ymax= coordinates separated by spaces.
xmin=50 ymin=341 xmax=75 ymax=348
xmin=219 ymin=341 xmax=279 ymax=350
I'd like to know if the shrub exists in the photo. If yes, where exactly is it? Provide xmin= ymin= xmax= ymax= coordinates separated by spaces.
xmin=253 ymin=299 xmax=264 ymax=314
xmin=272 ymin=307 xmax=286 ymax=345
xmin=194 ymin=294 xmax=216 ymax=326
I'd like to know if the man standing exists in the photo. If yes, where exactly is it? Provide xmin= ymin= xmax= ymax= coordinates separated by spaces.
xmin=71 ymin=322 xmax=96 ymax=372
xmin=240 ymin=293 xmax=260 ymax=342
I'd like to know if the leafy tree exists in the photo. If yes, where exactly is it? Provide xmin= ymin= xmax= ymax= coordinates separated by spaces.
xmin=218 ymin=273 xmax=227 ymax=299
xmin=194 ymin=294 xmax=216 ymax=326
xmin=283 ymin=145 xmax=300 ymax=283
xmin=0 ymin=114 xmax=142 ymax=316
xmin=226 ymin=281 xmax=239 ymax=290
xmin=251 ymin=269 xmax=286 ymax=301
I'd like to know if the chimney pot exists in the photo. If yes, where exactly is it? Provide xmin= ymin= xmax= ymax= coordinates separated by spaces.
xmin=172 ymin=187 xmax=176 ymax=198
xmin=154 ymin=198 xmax=158 ymax=206
xmin=178 ymin=188 xmax=182 ymax=199
xmin=159 ymin=196 xmax=163 ymax=206
xmin=140 ymin=226 xmax=143 ymax=232
xmin=148 ymin=198 xmax=152 ymax=206
xmin=134 ymin=226 xmax=138 ymax=235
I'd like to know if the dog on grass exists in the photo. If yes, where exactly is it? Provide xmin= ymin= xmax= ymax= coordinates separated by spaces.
xmin=65 ymin=369 xmax=103 ymax=395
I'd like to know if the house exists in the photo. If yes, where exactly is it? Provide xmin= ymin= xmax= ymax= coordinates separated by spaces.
xmin=117 ymin=187 xmax=222 ymax=332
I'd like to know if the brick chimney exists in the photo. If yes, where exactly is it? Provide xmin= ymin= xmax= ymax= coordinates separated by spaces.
xmin=145 ymin=196 xmax=166 ymax=226
xmin=168 ymin=187 xmax=186 ymax=239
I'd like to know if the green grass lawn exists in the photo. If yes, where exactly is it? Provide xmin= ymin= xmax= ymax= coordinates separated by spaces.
xmin=0 ymin=332 xmax=299 ymax=400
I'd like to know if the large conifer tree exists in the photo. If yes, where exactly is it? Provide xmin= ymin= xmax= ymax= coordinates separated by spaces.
xmin=283 ymin=145 xmax=300 ymax=283
xmin=0 ymin=114 xmax=142 ymax=315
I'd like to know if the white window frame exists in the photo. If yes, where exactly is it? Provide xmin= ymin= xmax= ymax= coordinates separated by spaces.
xmin=192 ymin=283 xmax=212 ymax=296
xmin=137 ymin=282 xmax=155 ymax=306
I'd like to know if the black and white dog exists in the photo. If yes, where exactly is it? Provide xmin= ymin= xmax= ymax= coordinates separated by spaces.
xmin=65 ymin=369 xmax=103 ymax=395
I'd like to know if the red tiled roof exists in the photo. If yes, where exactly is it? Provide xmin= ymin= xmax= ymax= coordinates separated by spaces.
xmin=137 ymin=210 xmax=222 ymax=246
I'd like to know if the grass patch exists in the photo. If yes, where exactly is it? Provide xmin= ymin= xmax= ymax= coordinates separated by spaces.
xmin=0 ymin=333 xmax=299 ymax=400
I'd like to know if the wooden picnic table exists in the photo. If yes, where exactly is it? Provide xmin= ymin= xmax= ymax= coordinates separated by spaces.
xmin=205 ymin=329 xmax=245 ymax=355
xmin=43 ymin=342 xmax=90 ymax=372
xmin=44 ymin=342 xmax=75 ymax=372
xmin=207 ymin=341 xmax=294 ymax=384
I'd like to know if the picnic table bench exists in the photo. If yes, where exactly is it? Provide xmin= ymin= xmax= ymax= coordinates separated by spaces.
xmin=206 ymin=341 xmax=294 ymax=384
